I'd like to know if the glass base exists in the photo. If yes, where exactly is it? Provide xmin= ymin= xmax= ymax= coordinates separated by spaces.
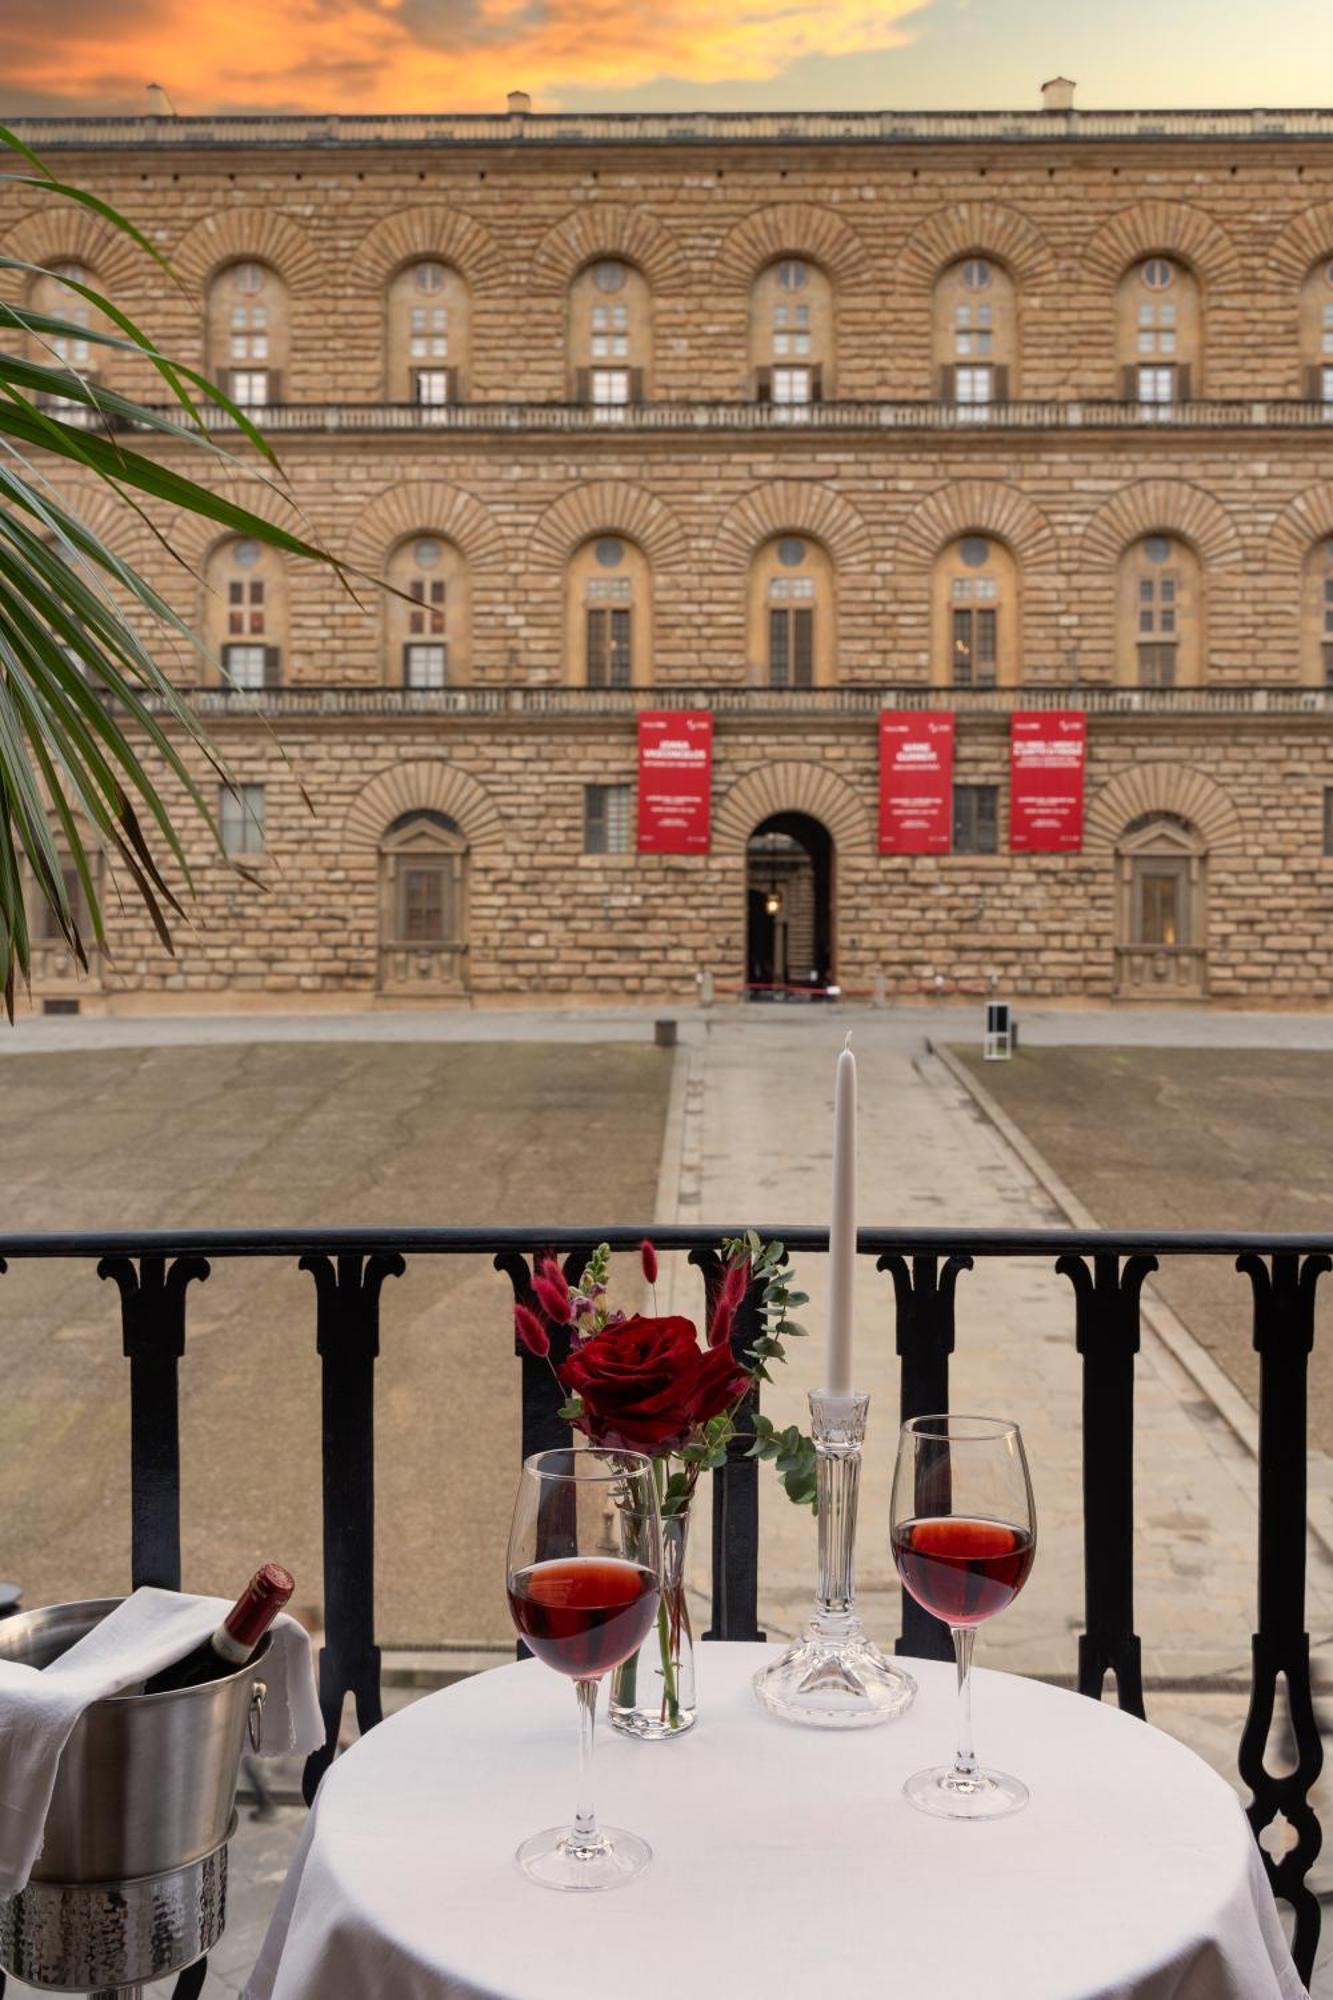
xmin=903 ymin=1764 xmax=1029 ymax=1820
xmin=608 ymin=1699 xmax=697 ymax=1740
xmin=752 ymin=1630 xmax=917 ymax=1729
xmin=515 ymin=1824 xmax=651 ymax=1891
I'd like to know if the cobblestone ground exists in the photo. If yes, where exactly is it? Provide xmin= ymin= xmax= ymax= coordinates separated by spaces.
xmin=5 ymin=999 xmax=1333 ymax=1994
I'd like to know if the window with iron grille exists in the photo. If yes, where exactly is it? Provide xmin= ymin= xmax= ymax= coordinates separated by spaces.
xmin=230 ymin=370 xmax=270 ymax=408
xmin=950 ymin=606 xmax=997 ymax=687
xmin=772 ymin=366 xmax=811 ymax=405
xmin=586 ymin=607 xmax=632 ymax=687
xmin=584 ymin=783 xmax=631 ymax=854
xmin=1136 ymin=556 xmax=1178 ymax=683
xmin=953 ymin=784 xmax=999 ymax=854
xmin=404 ymin=644 xmax=447 ymax=689
xmin=222 ymin=643 xmax=276 ymax=691
xmin=219 ymin=783 xmax=265 ymax=857
xmin=1136 ymin=363 xmax=1176 ymax=404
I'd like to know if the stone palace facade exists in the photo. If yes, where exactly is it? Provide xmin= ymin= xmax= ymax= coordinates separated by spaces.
xmin=6 ymin=88 xmax=1333 ymax=1010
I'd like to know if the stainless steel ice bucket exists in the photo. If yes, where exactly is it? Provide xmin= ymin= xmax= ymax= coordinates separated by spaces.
xmin=0 ymin=1598 xmax=270 ymax=1992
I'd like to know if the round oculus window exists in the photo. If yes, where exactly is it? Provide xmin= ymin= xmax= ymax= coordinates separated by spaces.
xmin=233 ymin=539 xmax=261 ymax=567
xmin=962 ymin=258 xmax=992 ymax=291
xmin=413 ymin=538 xmax=442 ymax=568
xmin=959 ymin=536 xmax=990 ymax=568
xmin=777 ymin=259 xmax=809 ymax=291
xmin=593 ymin=261 xmax=627 ymax=293
xmin=595 ymin=538 xmax=625 ymax=568
xmin=776 ymin=537 xmax=806 ymax=568
xmin=414 ymin=261 xmax=446 ymax=294
xmin=1142 ymin=258 xmax=1174 ymax=291
xmin=1144 ymin=535 xmax=1172 ymax=563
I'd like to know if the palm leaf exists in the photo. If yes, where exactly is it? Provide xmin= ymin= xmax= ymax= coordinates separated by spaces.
xmin=0 ymin=137 xmax=349 ymax=1018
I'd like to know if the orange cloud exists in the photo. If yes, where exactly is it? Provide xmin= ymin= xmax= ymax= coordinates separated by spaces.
xmin=1 ymin=0 xmax=923 ymax=113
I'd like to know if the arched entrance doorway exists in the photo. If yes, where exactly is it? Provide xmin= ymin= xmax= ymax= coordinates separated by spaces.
xmin=378 ymin=809 xmax=470 ymax=997
xmin=1114 ymin=811 xmax=1207 ymax=998
xmin=745 ymin=813 xmax=834 ymax=1000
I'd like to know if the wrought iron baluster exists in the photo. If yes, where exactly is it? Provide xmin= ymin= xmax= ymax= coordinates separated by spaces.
xmin=1057 ymin=1250 xmax=1155 ymax=1717
xmin=496 ymin=1244 xmax=582 ymax=1464
xmin=1237 ymin=1250 xmax=1329 ymax=1988
xmin=497 ymin=1246 xmax=583 ymax=1662
xmin=879 ymin=1249 xmax=972 ymax=1662
xmin=691 ymin=1247 xmax=764 ymax=1642
xmin=299 ymin=1250 xmax=404 ymax=1804
xmin=98 ymin=1253 xmax=209 ymax=1592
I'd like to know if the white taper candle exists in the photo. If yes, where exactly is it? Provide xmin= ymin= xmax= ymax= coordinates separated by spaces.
xmin=826 ymin=1033 xmax=856 ymax=1396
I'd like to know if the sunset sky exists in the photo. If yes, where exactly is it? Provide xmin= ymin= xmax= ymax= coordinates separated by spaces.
xmin=2 ymin=0 xmax=1332 ymax=118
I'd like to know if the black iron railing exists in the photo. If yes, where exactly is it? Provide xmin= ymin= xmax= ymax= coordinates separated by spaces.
xmin=0 ymin=1224 xmax=1326 ymax=1990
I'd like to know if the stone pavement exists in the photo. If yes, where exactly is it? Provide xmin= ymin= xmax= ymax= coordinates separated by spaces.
xmin=6 ymin=996 xmax=1333 ymax=1995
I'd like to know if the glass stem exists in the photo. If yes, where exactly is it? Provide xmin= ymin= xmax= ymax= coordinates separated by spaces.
xmin=572 ymin=1677 xmax=602 ymax=1851
xmin=952 ymin=1625 xmax=978 ymax=1781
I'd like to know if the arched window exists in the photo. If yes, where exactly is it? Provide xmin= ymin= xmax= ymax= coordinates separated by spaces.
xmin=750 ymin=257 xmax=833 ymax=409
xmin=568 ymin=259 xmax=651 ymax=412
xmin=378 ymin=810 xmax=469 ymax=996
xmin=1298 ymin=258 xmax=1333 ymax=405
xmin=748 ymin=536 xmax=835 ymax=689
xmin=28 ymin=264 xmax=104 ymax=422
xmin=29 ymin=263 xmax=100 ymax=370
xmin=205 ymin=536 xmax=289 ymax=689
xmin=385 ymin=535 xmax=469 ymax=687
xmin=1302 ymin=538 xmax=1333 ymax=686
xmin=386 ymin=260 xmax=470 ymax=406
xmin=1116 ymin=534 xmax=1202 ymax=687
xmin=933 ymin=257 xmax=1016 ymax=411
xmin=1115 ymin=812 xmax=1207 ymax=997
xmin=567 ymin=536 xmax=651 ymax=686
xmin=1115 ymin=257 xmax=1200 ymax=408
xmin=206 ymin=260 xmax=288 ymax=409
xmin=933 ymin=536 xmax=1018 ymax=688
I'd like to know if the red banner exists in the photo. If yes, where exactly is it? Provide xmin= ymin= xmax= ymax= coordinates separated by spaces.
xmin=878 ymin=712 xmax=955 ymax=854
xmin=1009 ymin=711 xmax=1086 ymax=853
xmin=636 ymin=711 xmax=713 ymax=854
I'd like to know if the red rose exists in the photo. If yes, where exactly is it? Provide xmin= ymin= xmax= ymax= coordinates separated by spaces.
xmin=559 ymin=1314 xmax=750 ymax=1456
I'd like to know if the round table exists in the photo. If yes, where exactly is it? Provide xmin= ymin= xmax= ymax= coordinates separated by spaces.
xmin=247 ymin=1644 xmax=1304 ymax=2000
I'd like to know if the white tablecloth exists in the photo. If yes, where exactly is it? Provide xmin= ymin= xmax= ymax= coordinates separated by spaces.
xmin=247 ymin=1643 xmax=1305 ymax=2000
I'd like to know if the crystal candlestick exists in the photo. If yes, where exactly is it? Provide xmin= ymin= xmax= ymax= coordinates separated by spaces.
xmin=752 ymin=1391 xmax=916 ymax=1728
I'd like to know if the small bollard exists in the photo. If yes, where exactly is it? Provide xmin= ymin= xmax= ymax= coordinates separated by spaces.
xmin=654 ymin=1018 xmax=678 ymax=1048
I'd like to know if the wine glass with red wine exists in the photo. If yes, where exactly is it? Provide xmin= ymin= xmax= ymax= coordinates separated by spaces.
xmin=507 ymin=1447 xmax=662 ymax=1890
xmin=890 ymin=1414 xmax=1036 ymax=1821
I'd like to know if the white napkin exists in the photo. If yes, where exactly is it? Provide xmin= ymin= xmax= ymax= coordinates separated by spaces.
xmin=0 ymin=1586 xmax=324 ymax=1896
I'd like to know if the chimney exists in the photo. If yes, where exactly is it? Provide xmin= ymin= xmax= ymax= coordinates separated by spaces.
xmin=145 ymin=81 xmax=177 ymax=116
xmin=507 ymin=90 xmax=531 ymax=116
xmin=1040 ymin=76 xmax=1076 ymax=113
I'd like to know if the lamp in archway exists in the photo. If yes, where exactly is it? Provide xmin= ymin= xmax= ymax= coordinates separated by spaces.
xmin=764 ymin=885 xmax=783 ymax=917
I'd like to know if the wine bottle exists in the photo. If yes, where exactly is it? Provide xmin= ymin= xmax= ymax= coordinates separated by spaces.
xmin=144 ymin=1563 xmax=295 ymax=1694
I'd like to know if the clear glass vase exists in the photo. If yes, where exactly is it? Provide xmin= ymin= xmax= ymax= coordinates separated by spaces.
xmin=609 ymin=1507 xmax=697 ymax=1739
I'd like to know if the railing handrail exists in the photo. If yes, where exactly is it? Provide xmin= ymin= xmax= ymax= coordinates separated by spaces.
xmin=1 ymin=1224 xmax=1332 ymax=1258
xmin=90 ymin=684 xmax=1333 ymax=720
xmin=58 ymin=396 xmax=1333 ymax=435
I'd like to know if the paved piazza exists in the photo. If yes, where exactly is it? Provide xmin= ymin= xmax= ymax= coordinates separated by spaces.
xmin=2 ymin=1000 xmax=1332 ymax=1994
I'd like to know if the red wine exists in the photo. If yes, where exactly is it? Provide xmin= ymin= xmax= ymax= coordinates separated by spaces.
xmin=508 ymin=1558 xmax=659 ymax=1678
xmin=892 ymin=1517 xmax=1034 ymax=1627
xmin=144 ymin=1563 xmax=295 ymax=1694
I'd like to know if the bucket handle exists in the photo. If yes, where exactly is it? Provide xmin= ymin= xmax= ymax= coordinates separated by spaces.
xmin=248 ymin=1680 xmax=268 ymax=1755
